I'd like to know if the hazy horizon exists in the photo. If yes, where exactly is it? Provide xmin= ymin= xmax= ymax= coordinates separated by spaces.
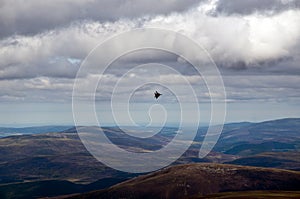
xmin=0 ymin=116 xmax=299 ymax=128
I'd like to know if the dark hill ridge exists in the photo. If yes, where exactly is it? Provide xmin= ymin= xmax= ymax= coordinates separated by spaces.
xmin=67 ymin=163 xmax=300 ymax=199
xmin=0 ymin=178 xmax=133 ymax=199
xmin=0 ymin=132 xmax=129 ymax=184
xmin=225 ymin=152 xmax=300 ymax=171
xmin=212 ymin=118 xmax=300 ymax=155
xmin=218 ymin=118 xmax=300 ymax=144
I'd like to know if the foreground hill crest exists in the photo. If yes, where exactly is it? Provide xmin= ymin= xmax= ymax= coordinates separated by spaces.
xmin=68 ymin=163 xmax=300 ymax=199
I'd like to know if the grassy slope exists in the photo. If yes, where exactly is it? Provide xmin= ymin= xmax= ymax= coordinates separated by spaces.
xmin=196 ymin=191 xmax=300 ymax=198
xmin=68 ymin=163 xmax=300 ymax=199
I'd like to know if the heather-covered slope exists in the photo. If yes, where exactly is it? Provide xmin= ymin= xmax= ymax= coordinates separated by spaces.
xmin=69 ymin=163 xmax=300 ymax=199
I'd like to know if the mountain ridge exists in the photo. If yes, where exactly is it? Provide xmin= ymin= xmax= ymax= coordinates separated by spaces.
xmin=66 ymin=163 xmax=300 ymax=199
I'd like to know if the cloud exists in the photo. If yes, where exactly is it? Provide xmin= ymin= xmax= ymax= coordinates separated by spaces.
xmin=0 ymin=20 xmax=137 ymax=79
xmin=0 ymin=0 xmax=300 ymax=105
xmin=0 ymin=0 xmax=201 ymax=38
xmin=215 ymin=0 xmax=300 ymax=15
xmin=0 ymin=76 xmax=74 ymax=102
xmin=223 ymin=75 xmax=300 ymax=102
xmin=145 ymin=8 xmax=300 ymax=72
xmin=2 ymin=6 xmax=300 ymax=80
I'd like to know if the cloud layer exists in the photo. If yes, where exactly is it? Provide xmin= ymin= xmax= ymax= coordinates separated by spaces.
xmin=0 ymin=0 xmax=200 ymax=38
xmin=0 ymin=0 xmax=300 ymax=105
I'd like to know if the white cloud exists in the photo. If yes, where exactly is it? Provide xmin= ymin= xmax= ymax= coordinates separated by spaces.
xmin=1 ymin=5 xmax=300 ymax=80
xmin=0 ymin=0 xmax=300 ymax=105
xmin=145 ymin=7 xmax=300 ymax=67
xmin=215 ymin=0 xmax=300 ymax=15
xmin=0 ymin=0 xmax=200 ymax=38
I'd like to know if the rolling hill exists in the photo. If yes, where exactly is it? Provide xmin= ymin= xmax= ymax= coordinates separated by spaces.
xmin=0 ymin=118 xmax=299 ymax=198
xmin=66 ymin=163 xmax=300 ymax=199
xmin=212 ymin=118 xmax=300 ymax=154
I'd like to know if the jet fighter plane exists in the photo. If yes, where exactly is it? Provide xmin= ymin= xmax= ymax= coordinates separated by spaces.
xmin=154 ymin=91 xmax=162 ymax=99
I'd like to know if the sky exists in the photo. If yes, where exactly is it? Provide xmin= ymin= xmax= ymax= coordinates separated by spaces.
xmin=0 ymin=0 xmax=300 ymax=127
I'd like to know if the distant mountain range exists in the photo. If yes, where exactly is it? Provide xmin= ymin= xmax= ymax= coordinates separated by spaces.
xmin=0 ymin=118 xmax=299 ymax=198
xmin=0 ymin=126 xmax=72 ymax=137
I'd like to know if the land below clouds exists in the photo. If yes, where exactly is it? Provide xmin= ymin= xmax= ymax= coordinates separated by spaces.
xmin=0 ymin=118 xmax=300 ymax=198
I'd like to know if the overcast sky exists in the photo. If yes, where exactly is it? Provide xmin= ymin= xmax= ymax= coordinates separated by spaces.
xmin=0 ymin=0 xmax=300 ymax=127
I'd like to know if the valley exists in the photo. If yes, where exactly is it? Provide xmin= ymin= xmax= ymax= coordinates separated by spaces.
xmin=0 ymin=118 xmax=299 ymax=198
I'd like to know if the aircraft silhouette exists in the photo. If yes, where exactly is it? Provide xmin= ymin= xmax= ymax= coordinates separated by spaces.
xmin=154 ymin=91 xmax=162 ymax=99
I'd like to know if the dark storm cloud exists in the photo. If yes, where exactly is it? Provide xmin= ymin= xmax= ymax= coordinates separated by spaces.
xmin=0 ymin=0 xmax=201 ymax=38
xmin=215 ymin=0 xmax=300 ymax=15
xmin=217 ymin=56 xmax=300 ymax=76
